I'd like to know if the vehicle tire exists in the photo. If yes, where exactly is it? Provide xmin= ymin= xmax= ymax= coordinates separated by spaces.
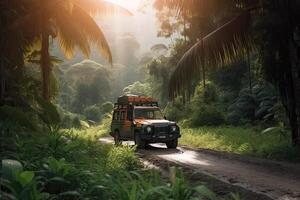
xmin=166 ymin=139 xmax=178 ymax=149
xmin=114 ymin=130 xmax=121 ymax=146
xmin=134 ymin=132 xmax=146 ymax=149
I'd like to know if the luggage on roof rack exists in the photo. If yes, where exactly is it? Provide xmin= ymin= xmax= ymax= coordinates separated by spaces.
xmin=115 ymin=95 xmax=158 ymax=108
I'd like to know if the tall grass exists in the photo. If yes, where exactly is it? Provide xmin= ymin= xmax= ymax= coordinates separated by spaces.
xmin=63 ymin=114 xmax=112 ymax=140
xmin=179 ymin=126 xmax=300 ymax=161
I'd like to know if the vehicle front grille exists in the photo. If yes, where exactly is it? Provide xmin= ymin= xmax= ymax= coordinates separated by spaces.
xmin=154 ymin=126 xmax=169 ymax=133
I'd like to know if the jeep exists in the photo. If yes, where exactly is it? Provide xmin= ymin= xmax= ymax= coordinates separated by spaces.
xmin=110 ymin=95 xmax=181 ymax=149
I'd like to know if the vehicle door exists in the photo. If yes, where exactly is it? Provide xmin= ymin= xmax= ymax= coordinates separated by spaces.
xmin=120 ymin=110 xmax=132 ymax=138
xmin=112 ymin=110 xmax=121 ymax=134
xmin=126 ymin=110 xmax=134 ymax=138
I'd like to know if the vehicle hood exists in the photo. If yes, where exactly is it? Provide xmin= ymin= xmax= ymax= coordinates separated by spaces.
xmin=134 ymin=119 xmax=176 ymax=126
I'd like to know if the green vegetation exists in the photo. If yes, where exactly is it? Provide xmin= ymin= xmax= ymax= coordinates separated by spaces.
xmin=1 ymin=116 xmax=241 ymax=200
xmin=179 ymin=126 xmax=300 ymax=161
xmin=1 ymin=0 xmax=300 ymax=199
xmin=155 ymin=0 xmax=300 ymax=146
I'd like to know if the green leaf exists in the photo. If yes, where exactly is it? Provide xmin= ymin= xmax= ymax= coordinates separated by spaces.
xmin=59 ymin=191 xmax=81 ymax=200
xmin=261 ymin=127 xmax=281 ymax=134
xmin=1 ymin=160 xmax=23 ymax=181
xmin=16 ymin=171 xmax=34 ymax=187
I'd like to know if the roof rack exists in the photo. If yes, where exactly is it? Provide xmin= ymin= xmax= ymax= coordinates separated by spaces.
xmin=114 ymin=95 xmax=159 ymax=109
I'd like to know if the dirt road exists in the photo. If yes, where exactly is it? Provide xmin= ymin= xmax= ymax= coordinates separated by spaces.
xmin=99 ymin=137 xmax=300 ymax=200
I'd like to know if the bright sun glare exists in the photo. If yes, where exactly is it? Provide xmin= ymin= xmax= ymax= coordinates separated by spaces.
xmin=105 ymin=0 xmax=140 ymax=12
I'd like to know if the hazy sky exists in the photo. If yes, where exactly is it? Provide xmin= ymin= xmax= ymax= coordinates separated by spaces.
xmin=97 ymin=0 xmax=168 ymax=54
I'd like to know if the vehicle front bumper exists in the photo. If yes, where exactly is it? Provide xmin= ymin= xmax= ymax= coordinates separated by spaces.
xmin=140 ymin=132 xmax=181 ymax=143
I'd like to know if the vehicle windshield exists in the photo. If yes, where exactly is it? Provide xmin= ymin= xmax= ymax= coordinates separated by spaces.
xmin=134 ymin=108 xmax=164 ymax=120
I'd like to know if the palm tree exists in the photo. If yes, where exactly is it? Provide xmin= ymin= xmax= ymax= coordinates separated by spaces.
xmin=154 ymin=0 xmax=245 ymax=88
xmin=10 ymin=0 xmax=131 ymax=100
xmin=167 ymin=0 xmax=300 ymax=146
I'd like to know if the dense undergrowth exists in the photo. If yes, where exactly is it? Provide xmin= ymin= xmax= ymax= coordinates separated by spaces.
xmin=1 ymin=119 xmax=241 ymax=200
xmin=179 ymin=126 xmax=300 ymax=162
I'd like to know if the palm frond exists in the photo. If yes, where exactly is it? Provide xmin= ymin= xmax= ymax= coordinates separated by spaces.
xmin=169 ymin=12 xmax=254 ymax=99
xmin=54 ymin=4 xmax=112 ymax=63
xmin=154 ymin=0 xmax=246 ymax=16
xmin=71 ymin=4 xmax=112 ymax=63
xmin=74 ymin=0 xmax=132 ymax=16
xmin=53 ymin=5 xmax=91 ymax=59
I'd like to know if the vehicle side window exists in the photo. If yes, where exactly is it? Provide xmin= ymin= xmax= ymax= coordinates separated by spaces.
xmin=120 ymin=111 xmax=126 ymax=120
xmin=127 ymin=110 xmax=133 ymax=121
xmin=113 ymin=111 xmax=120 ymax=120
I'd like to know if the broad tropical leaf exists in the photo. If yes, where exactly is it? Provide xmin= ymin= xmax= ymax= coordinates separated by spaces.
xmin=169 ymin=11 xmax=254 ymax=98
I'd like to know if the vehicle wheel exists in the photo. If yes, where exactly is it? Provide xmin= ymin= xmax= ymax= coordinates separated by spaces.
xmin=134 ymin=132 xmax=146 ymax=149
xmin=114 ymin=131 xmax=121 ymax=146
xmin=166 ymin=139 xmax=178 ymax=149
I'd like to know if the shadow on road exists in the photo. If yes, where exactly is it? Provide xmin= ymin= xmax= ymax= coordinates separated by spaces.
xmin=138 ymin=143 xmax=184 ymax=155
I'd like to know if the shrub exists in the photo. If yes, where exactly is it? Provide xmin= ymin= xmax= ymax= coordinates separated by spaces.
xmin=61 ymin=112 xmax=74 ymax=128
xmin=101 ymin=101 xmax=114 ymax=114
xmin=72 ymin=116 xmax=82 ymax=129
xmin=193 ymin=82 xmax=219 ymax=105
xmin=0 ymin=106 xmax=36 ymax=130
xmin=123 ymin=81 xmax=152 ymax=96
xmin=84 ymin=105 xmax=102 ymax=122
xmin=191 ymin=105 xmax=225 ymax=127
xmin=227 ymin=82 xmax=279 ymax=125
xmin=60 ymin=111 xmax=83 ymax=129
xmin=164 ymin=96 xmax=187 ymax=121
xmin=106 ymin=146 xmax=140 ymax=171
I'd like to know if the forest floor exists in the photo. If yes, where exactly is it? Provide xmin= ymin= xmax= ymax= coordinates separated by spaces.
xmin=99 ymin=137 xmax=300 ymax=200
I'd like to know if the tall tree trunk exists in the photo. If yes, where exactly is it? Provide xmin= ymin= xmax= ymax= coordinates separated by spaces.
xmin=246 ymin=50 xmax=252 ymax=93
xmin=285 ymin=0 xmax=300 ymax=146
xmin=202 ymin=65 xmax=206 ymax=87
xmin=0 ymin=58 xmax=5 ymax=102
xmin=41 ymin=31 xmax=51 ymax=100
xmin=0 ymin=34 xmax=6 ymax=102
xmin=289 ymin=31 xmax=300 ymax=146
xmin=278 ymin=34 xmax=300 ymax=147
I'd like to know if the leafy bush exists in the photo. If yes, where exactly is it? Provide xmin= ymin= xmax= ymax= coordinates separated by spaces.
xmin=72 ymin=116 xmax=82 ymax=129
xmin=34 ymin=96 xmax=61 ymax=130
xmin=106 ymin=146 xmax=140 ymax=171
xmin=1 ymin=116 xmax=246 ymax=200
xmin=84 ymin=105 xmax=102 ymax=122
xmin=193 ymin=82 xmax=219 ymax=105
xmin=123 ymin=81 xmax=152 ymax=96
xmin=101 ymin=101 xmax=114 ymax=114
xmin=228 ymin=82 xmax=278 ymax=125
xmin=191 ymin=105 xmax=225 ymax=127
xmin=164 ymin=96 xmax=187 ymax=121
xmin=1 ymin=160 xmax=46 ymax=200
xmin=0 ymin=106 xmax=36 ymax=131
xmin=59 ymin=110 xmax=86 ymax=129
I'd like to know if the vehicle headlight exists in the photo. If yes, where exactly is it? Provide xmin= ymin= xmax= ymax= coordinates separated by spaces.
xmin=146 ymin=126 xmax=152 ymax=133
xmin=170 ymin=125 xmax=177 ymax=132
